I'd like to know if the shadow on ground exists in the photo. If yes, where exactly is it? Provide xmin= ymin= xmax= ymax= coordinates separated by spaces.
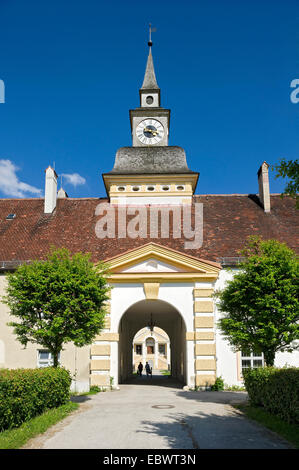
xmin=123 ymin=373 xmax=184 ymax=389
xmin=136 ymin=409 xmax=291 ymax=449
xmin=176 ymin=389 xmax=248 ymax=405
xmin=70 ymin=395 xmax=92 ymax=403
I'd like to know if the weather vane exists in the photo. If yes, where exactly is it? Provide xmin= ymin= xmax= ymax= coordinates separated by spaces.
xmin=148 ymin=23 xmax=156 ymax=47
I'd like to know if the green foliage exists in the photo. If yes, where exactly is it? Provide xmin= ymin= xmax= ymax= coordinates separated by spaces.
xmin=3 ymin=247 xmax=110 ymax=366
xmin=224 ymin=385 xmax=246 ymax=391
xmin=89 ymin=385 xmax=101 ymax=394
xmin=0 ymin=367 xmax=72 ymax=431
xmin=215 ymin=236 xmax=299 ymax=366
xmin=71 ymin=385 xmax=102 ymax=396
xmin=210 ymin=376 xmax=225 ymax=391
xmin=242 ymin=367 xmax=275 ymax=407
xmin=0 ymin=401 xmax=78 ymax=449
xmin=243 ymin=367 xmax=299 ymax=424
xmin=273 ymin=158 xmax=299 ymax=208
xmin=235 ymin=403 xmax=299 ymax=449
xmin=109 ymin=376 xmax=114 ymax=390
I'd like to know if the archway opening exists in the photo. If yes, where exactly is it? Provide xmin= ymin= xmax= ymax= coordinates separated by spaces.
xmin=133 ymin=326 xmax=171 ymax=375
xmin=118 ymin=299 xmax=187 ymax=384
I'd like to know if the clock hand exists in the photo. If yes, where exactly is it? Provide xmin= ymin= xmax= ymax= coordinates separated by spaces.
xmin=144 ymin=128 xmax=159 ymax=136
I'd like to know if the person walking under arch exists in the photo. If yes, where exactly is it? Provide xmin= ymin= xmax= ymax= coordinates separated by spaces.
xmin=145 ymin=362 xmax=152 ymax=378
xmin=137 ymin=362 xmax=143 ymax=376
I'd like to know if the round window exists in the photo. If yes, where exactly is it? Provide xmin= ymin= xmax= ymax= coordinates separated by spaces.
xmin=146 ymin=96 xmax=154 ymax=105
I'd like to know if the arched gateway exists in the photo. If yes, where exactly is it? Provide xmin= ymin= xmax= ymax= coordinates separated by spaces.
xmin=90 ymin=243 xmax=221 ymax=389
xmin=118 ymin=299 xmax=186 ymax=384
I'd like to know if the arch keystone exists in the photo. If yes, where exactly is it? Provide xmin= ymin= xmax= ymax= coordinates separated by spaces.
xmin=144 ymin=282 xmax=160 ymax=300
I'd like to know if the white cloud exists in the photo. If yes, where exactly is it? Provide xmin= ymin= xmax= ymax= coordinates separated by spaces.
xmin=61 ymin=173 xmax=86 ymax=187
xmin=0 ymin=159 xmax=42 ymax=198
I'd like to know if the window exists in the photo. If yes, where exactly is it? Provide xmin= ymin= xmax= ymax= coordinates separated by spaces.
xmin=146 ymin=338 xmax=155 ymax=354
xmin=241 ymin=350 xmax=264 ymax=375
xmin=146 ymin=96 xmax=154 ymax=105
xmin=37 ymin=350 xmax=60 ymax=368
xmin=158 ymin=344 xmax=166 ymax=356
xmin=136 ymin=345 xmax=142 ymax=355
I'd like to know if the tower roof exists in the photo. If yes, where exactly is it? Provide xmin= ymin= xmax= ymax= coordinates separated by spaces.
xmin=107 ymin=146 xmax=196 ymax=175
xmin=141 ymin=47 xmax=160 ymax=90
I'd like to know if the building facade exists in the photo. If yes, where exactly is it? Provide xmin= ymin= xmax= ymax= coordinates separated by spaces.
xmin=0 ymin=42 xmax=298 ymax=392
xmin=133 ymin=326 xmax=170 ymax=372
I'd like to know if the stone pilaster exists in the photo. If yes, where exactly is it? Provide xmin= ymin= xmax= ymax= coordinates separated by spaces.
xmin=193 ymin=287 xmax=216 ymax=388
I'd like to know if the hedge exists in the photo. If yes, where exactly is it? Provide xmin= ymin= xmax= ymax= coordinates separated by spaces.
xmin=243 ymin=367 xmax=299 ymax=424
xmin=0 ymin=367 xmax=71 ymax=431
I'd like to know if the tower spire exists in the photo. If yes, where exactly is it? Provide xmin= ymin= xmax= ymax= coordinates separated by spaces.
xmin=141 ymin=24 xmax=159 ymax=90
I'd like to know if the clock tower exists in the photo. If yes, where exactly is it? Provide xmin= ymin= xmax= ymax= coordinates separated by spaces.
xmin=130 ymin=43 xmax=170 ymax=147
xmin=102 ymin=39 xmax=198 ymax=205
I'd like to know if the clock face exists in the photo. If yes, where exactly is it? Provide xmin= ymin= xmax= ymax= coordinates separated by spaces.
xmin=136 ymin=119 xmax=164 ymax=145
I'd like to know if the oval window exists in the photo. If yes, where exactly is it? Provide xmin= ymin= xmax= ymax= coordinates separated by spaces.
xmin=117 ymin=186 xmax=125 ymax=192
xmin=162 ymin=185 xmax=170 ymax=191
xmin=176 ymin=185 xmax=184 ymax=191
xmin=146 ymin=96 xmax=154 ymax=104
xmin=147 ymin=186 xmax=155 ymax=191
xmin=132 ymin=186 xmax=140 ymax=192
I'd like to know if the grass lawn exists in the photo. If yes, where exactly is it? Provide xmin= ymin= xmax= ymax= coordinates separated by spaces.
xmin=234 ymin=403 xmax=299 ymax=449
xmin=0 ymin=401 xmax=78 ymax=449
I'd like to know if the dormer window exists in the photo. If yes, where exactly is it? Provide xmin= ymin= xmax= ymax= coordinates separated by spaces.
xmin=6 ymin=213 xmax=16 ymax=220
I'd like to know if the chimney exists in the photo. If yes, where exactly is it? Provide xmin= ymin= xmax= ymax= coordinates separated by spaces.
xmin=57 ymin=187 xmax=68 ymax=199
xmin=257 ymin=161 xmax=270 ymax=213
xmin=44 ymin=166 xmax=58 ymax=213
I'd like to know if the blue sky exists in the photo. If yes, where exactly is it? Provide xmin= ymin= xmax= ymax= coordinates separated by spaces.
xmin=0 ymin=0 xmax=298 ymax=198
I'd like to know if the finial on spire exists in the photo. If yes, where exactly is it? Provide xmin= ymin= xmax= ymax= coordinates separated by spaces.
xmin=148 ymin=23 xmax=156 ymax=47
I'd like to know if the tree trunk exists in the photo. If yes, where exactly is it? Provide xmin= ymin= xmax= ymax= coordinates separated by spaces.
xmin=53 ymin=351 xmax=59 ymax=367
xmin=264 ymin=350 xmax=275 ymax=367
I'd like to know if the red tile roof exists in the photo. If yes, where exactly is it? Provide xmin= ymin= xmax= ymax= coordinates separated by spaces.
xmin=0 ymin=195 xmax=298 ymax=265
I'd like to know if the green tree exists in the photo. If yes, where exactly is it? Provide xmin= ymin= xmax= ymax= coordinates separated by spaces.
xmin=3 ymin=248 xmax=110 ymax=367
xmin=215 ymin=236 xmax=299 ymax=366
xmin=273 ymin=158 xmax=299 ymax=208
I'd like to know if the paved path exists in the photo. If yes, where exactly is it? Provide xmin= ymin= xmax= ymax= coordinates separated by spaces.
xmin=23 ymin=375 xmax=291 ymax=449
